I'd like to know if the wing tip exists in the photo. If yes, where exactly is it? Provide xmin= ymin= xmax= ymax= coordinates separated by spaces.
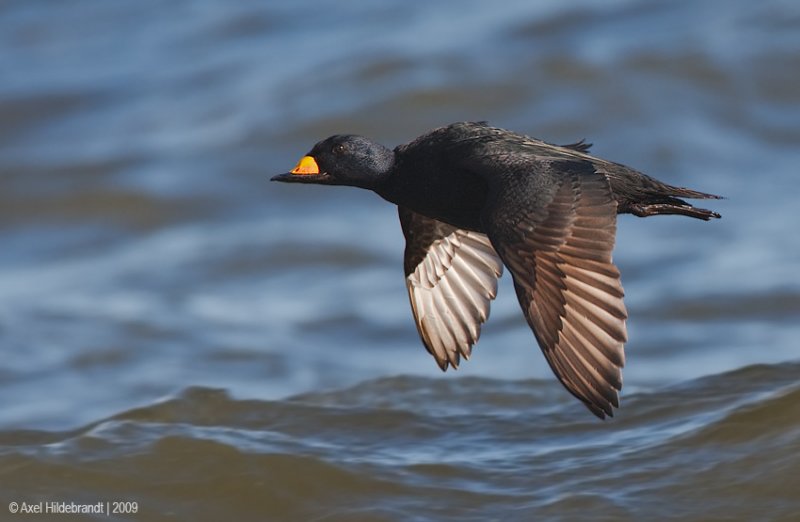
xmin=585 ymin=398 xmax=617 ymax=420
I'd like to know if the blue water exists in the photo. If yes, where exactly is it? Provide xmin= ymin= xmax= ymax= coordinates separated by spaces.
xmin=1 ymin=0 xmax=799 ymax=520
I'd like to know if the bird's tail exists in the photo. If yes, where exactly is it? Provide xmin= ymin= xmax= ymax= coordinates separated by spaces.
xmin=629 ymin=184 xmax=723 ymax=220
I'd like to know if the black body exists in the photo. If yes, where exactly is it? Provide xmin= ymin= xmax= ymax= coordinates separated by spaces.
xmin=272 ymin=122 xmax=721 ymax=418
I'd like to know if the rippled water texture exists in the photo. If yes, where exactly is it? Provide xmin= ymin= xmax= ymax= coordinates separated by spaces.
xmin=1 ymin=0 xmax=799 ymax=520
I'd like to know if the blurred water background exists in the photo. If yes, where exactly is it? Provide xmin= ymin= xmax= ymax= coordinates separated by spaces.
xmin=1 ymin=0 xmax=799 ymax=520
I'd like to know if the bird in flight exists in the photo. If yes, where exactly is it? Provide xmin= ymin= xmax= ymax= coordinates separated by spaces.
xmin=272 ymin=122 xmax=721 ymax=418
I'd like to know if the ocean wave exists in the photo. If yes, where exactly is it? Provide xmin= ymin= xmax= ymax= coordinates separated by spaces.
xmin=2 ymin=362 xmax=798 ymax=520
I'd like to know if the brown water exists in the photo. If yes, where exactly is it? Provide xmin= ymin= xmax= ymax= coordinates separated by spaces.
xmin=1 ymin=0 xmax=799 ymax=520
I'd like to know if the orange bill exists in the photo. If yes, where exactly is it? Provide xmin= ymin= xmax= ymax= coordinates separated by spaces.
xmin=290 ymin=156 xmax=320 ymax=175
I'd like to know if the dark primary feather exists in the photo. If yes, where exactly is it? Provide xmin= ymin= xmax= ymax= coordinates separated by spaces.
xmin=560 ymin=139 xmax=593 ymax=153
xmin=482 ymin=159 xmax=627 ymax=418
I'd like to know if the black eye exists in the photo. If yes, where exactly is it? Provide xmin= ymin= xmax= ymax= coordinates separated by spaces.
xmin=332 ymin=144 xmax=346 ymax=155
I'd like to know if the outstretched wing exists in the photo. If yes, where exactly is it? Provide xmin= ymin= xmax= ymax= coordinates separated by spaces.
xmin=485 ymin=160 xmax=628 ymax=418
xmin=399 ymin=207 xmax=504 ymax=370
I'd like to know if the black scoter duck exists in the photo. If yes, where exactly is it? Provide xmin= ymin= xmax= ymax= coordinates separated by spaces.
xmin=272 ymin=122 xmax=721 ymax=419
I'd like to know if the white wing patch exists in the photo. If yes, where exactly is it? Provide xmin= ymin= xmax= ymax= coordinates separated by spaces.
xmin=405 ymin=225 xmax=503 ymax=370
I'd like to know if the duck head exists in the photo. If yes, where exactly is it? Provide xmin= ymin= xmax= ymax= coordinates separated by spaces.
xmin=272 ymin=135 xmax=394 ymax=191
